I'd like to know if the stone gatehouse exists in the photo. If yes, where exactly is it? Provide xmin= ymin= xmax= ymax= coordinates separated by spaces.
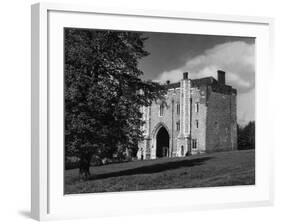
xmin=137 ymin=70 xmax=237 ymax=160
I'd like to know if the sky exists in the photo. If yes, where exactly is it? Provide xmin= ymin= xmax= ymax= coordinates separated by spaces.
xmin=138 ymin=32 xmax=255 ymax=126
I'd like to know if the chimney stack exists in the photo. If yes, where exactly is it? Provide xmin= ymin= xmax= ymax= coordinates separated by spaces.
xmin=217 ymin=70 xmax=225 ymax=85
xmin=183 ymin=72 xmax=189 ymax=80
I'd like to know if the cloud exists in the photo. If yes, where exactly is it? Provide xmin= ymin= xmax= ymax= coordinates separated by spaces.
xmin=237 ymin=89 xmax=255 ymax=126
xmin=157 ymin=41 xmax=255 ymax=93
xmin=157 ymin=41 xmax=255 ymax=125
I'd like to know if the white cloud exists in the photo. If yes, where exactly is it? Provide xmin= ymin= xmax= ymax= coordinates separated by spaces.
xmin=237 ymin=89 xmax=255 ymax=126
xmin=158 ymin=41 xmax=255 ymax=92
xmin=157 ymin=41 xmax=255 ymax=125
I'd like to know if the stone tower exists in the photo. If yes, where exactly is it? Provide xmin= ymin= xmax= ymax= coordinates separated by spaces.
xmin=137 ymin=70 xmax=237 ymax=160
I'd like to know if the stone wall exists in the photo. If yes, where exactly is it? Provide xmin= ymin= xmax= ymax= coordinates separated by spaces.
xmin=205 ymin=88 xmax=237 ymax=152
xmin=148 ymin=87 xmax=181 ymax=159
xmin=138 ymin=72 xmax=237 ymax=160
xmin=190 ymin=86 xmax=207 ymax=154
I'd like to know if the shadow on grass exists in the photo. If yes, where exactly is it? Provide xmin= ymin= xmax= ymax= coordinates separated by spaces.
xmin=89 ymin=156 xmax=212 ymax=181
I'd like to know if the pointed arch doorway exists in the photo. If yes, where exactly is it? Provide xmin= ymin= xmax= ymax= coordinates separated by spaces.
xmin=156 ymin=126 xmax=170 ymax=158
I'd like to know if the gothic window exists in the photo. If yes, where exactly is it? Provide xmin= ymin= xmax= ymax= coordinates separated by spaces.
xmin=176 ymin=121 xmax=180 ymax=131
xmin=159 ymin=104 xmax=164 ymax=116
xmin=181 ymin=145 xmax=184 ymax=156
xmin=192 ymin=139 xmax=197 ymax=149
xmin=176 ymin=103 xmax=180 ymax=115
xmin=195 ymin=102 xmax=199 ymax=113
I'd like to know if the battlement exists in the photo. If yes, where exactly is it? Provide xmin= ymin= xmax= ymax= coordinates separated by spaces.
xmin=163 ymin=70 xmax=237 ymax=95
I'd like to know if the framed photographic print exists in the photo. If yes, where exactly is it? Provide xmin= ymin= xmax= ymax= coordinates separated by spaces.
xmin=31 ymin=2 xmax=274 ymax=221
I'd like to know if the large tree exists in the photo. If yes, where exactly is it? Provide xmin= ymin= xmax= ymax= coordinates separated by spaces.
xmin=64 ymin=28 xmax=165 ymax=179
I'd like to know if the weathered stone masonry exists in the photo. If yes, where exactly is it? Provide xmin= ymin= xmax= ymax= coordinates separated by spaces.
xmin=137 ymin=70 xmax=237 ymax=160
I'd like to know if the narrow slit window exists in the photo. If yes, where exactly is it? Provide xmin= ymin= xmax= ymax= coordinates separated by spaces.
xmin=195 ymin=102 xmax=199 ymax=113
xmin=176 ymin=121 xmax=180 ymax=131
xmin=176 ymin=103 xmax=180 ymax=115
xmin=192 ymin=139 xmax=197 ymax=149
xmin=159 ymin=104 xmax=164 ymax=116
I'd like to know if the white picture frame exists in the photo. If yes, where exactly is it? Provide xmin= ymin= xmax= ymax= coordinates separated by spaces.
xmin=31 ymin=2 xmax=274 ymax=221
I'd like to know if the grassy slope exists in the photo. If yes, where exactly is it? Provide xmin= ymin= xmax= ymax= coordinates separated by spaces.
xmin=65 ymin=150 xmax=255 ymax=194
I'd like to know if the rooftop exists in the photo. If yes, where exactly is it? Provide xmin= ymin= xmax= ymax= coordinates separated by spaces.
xmin=163 ymin=75 xmax=237 ymax=95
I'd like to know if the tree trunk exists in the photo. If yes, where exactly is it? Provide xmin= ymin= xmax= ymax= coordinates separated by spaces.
xmin=79 ymin=153 xmax=91 ymax=180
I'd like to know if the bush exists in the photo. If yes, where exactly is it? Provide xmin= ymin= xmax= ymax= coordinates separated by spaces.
xmin=65 ymin=156 xmax=80 ymax=170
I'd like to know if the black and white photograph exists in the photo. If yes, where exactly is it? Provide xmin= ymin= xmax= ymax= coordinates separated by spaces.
xmin=64 ymin=28 xmax=255 ymax=194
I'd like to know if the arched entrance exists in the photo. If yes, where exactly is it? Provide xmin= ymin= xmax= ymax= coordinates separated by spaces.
xmin=156 ymin=126 xmax=170 ymax=158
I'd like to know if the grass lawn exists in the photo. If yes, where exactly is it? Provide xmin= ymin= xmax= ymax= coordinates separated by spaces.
xmin=64 ymin=150 xmax=255 ymax=194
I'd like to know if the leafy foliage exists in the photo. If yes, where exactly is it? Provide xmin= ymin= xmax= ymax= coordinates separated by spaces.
xmin=64 ymin=28 xmax=166 ymax=177
xmin=238 ymin=121 xmax=255 ymax=150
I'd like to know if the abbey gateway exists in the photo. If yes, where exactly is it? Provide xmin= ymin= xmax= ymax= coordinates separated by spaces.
xmin=137 ymin=70 xmax=237 ymax=160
